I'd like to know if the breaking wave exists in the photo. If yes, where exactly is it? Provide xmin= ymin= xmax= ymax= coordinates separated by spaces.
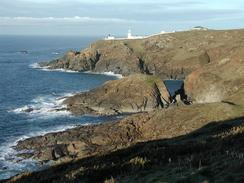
xmin=29 ymin=63 xmax=78 ymax=73
xmin=10 ymin=93 xmax=75 ymax=118
xmin=0 ymin=124 xmax=81 ymax=180
xmin=84 ymin=71 xmax=123 ymax=79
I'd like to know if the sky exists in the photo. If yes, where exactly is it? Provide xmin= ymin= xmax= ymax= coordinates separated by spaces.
xmin=0 ymin=0 xmax=244 ymax=36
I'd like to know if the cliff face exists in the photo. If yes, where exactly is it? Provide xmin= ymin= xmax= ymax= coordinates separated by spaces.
xmin=4 ymin=29 xmax=244 ymax=183
xmin=185 ymin=46 xmax=244 ymax=104
xmin=15 ymin=102 xmax=244 ymax=164
xmin=64 ymin=74 xmax=170 ymax=115
xmin=10 ymin=103 xmax=244 ymax=183
xmin=41 ymin=30 xmax=235 ymax=79
xmin=25 ymin=29 xmax=244 ymax=163
xmin=41 ymin=29 xmax=244 ymax=108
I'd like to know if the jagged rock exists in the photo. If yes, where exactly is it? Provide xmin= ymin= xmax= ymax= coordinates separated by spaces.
xmin=22 ymin=108 xmax=34 ymax=113
xmin=14 ymin=101 xmax=244 ymax=164
xmin=40 ymin=49 xmax=100 ymax=72
xmin=199 ymin=51 xmax=210 ymax=65
xmin=7 ymin=29 xmax=244 ymax=183
xmin=52 ymin=144 xmax=68 ymax=160
xmin=41 ymin=29 xmax=244 ymax=79
xmin=170 ymin=83 xmax=192 ymax=105
xmin=64 ymin=74 xmax=170 ymax=115
xmin=185 ymin=47 xmax=244 ymax=104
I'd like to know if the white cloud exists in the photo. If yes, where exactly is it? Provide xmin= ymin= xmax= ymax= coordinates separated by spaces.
xmin=0 ymin=16 xmax=140 ymax=25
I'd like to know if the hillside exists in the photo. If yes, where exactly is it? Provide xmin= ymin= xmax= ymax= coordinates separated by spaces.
xmin=4 ymin=116 xmax=244 ymax=183
xmin=41 ymin=29 xmax=244 ymax=80
xmin=3 ymin=29 xmax=244 ymax=183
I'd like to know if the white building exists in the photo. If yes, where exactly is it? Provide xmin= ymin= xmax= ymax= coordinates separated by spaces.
xmin=192 ymin=26 xmax=209 ymax=31
xmin=127 ymin=29 xmax=133 ymax=39
xmin=126 ymin=29 xmax=145 ymax=39
xmin=105 ymin=34 xmax=115 ymax=40
xmin=105 ymin=29 xmax=145 ymax=40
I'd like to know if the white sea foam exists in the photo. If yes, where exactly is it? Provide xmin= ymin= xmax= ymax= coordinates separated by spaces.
xmin=51 ymin=68 xmax=79 ymax=73
xmin=29 ymin=62 xmax=45 ymax=69
xmin=84 ymin=71 xmax=123 ymax=79
xmin=0 ymin=124 xmax=79 ymax=159
xmin=0 ymin=124 xmax=84 ymax=163
xmin=103 ymin=71 xmax=123 ymax=79
xmin=30 ymin=63 xmax=123 ymax=77
xmin=29 ymin=63 xmax=78 ymax=73
xmin=0 ymin=136 xmax=39 ymax=179
xmin=0 ymin=124 xmax=83 ymax=179
xmin=10 ymin=93 xmax=76 ymax=118
xmin=51 ymin=52 xmax=60 ymax=55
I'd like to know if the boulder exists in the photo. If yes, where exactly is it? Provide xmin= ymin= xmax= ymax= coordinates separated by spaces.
xmin=185 ymin=46 xmax=244 ymax=104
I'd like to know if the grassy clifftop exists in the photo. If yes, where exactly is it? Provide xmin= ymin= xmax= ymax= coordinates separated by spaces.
xmin=4 ymin=29 xmax=244 ymax=183
xmin=42 ymin=29 xmax=244 ymax=79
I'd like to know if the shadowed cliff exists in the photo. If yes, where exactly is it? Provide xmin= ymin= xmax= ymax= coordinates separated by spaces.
xmin=4 ymin=28 xmax=244 ymax=183
xmin=41 ymin=29 xmax=244 ymax=80
xmin=4 ymin=117 xmax=244 ymax=183
xmin=41 ymin=29 xmax=244 ymax=107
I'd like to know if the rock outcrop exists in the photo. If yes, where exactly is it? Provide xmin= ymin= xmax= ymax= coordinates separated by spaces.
xmin=40 ymin=49 xmax=101 ymax=72
xmin=14 ymin=101 xmax=244 ymax=164
xmin=41 ymin=30 xmax=234 ymax=79
xmin=6 ymin=117 xmax=244 ymax=183
xmin=4 ymin=29 xmax=244 ymax=183
xmin=64 ymin=74 xmax=170 ymax=115
xmin=41 ymin=29 xmax=244 ymax=108
xmin=185 ymin=46 xmax=244 ymax=104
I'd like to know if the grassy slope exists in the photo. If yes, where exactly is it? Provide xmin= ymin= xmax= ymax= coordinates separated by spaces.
xmin=4 ymin=117 xmax=244 ymax=183
xmin=3 ymin=29 xmax=244 ymax=183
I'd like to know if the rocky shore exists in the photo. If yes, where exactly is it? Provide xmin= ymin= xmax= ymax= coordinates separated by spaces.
xmin=14 ymin=102 xmax=244 ymax=164
xmin=3 ymin=29 xmax=244 ymax=183
xmin=40 ymin=29 xmax=244 ymax=80
xmin=64 ymin=74 xmax=171 ymax=115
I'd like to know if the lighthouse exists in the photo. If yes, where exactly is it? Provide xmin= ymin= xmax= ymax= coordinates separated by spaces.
xmin=105 ymin=29 xmax=145 ymax=40
xmin=127 ymin=29 xmax=132 ymax=39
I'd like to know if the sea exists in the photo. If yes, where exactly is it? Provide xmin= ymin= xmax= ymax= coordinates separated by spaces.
xmin=0 ymin=35 xmax=122 ymax=180
xmin=0 ymin=35 xmax=183 ymax=180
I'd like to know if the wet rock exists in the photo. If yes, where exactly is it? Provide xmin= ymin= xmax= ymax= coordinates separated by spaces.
xmin=23 ymin=107 xmax=34 ymax=113
xmin=17 ymin=152 xmax=34 ymax=159
xmin=171 ymin=83 xmax=192 ymax=105
xmin=52 ymin=144 xmax=69 ymax=160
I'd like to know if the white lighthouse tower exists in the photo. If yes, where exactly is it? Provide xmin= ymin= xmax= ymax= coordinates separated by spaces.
xmin=127 ymin=29 xmax=133 ymax=39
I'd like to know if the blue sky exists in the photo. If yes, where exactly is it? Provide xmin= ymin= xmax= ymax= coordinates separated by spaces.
xmin=0 ymin=0 xmax=244 ymax=36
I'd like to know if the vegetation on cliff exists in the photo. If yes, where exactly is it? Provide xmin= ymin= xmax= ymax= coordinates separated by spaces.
xmin=5 ymin=116 xmax=244 ymax=183
xmin=64 ymin=74 xmax=171 ymax=115
xmin=4 ymin=29 xmax=244 ymax=183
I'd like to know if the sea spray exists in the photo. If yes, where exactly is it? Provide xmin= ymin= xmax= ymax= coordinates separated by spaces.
xmin=29 ymin=63 xmax=79 ymax=73
xmin=84 ymin=71 xmax=123 ymax=79
xmin=10 ymin=93 xmax=77 ymax=118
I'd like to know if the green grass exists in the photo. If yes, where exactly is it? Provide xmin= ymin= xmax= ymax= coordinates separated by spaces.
xmin=145 ymin=75 xmax=162 ymax=86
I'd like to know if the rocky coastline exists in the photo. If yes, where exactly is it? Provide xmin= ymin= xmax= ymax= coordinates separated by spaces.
xmin=3 ymin=29 xmax=244 ymax=183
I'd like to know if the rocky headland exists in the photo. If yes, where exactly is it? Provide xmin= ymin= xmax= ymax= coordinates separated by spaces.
xmin=40 ymin=29 xmax=244 ymax=80
xmin=64 ymin=74 xmax=171 ymax=115
xmin=3 ymin=29 xmax=244 ymax=183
